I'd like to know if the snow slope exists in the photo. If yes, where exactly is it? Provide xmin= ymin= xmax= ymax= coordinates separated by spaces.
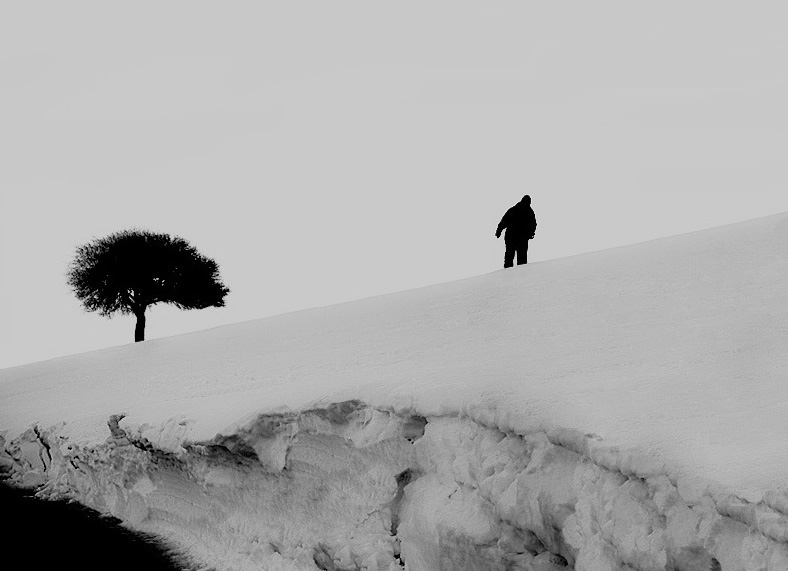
xmin=3 ymin=213 xmax=788 ymax=570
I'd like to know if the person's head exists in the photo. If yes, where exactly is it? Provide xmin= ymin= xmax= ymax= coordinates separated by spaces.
xmin=521 ymin=195 xmax=531 ymax=205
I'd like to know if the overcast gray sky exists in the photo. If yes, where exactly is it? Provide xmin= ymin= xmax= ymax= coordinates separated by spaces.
xmin=2 ymin=2 xmax=788 ymax=369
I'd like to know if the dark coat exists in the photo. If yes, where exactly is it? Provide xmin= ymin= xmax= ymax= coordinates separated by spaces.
xmin=496 ymin=201 xmax=537 ymax=243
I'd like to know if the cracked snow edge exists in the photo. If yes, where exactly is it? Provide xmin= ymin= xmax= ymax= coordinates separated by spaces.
xmin=2 ymin=401 xmax=788 ymax=571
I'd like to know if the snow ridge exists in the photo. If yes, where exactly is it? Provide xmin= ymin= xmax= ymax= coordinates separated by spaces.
xmin=6 ymin=213 xmax=788 ymax=570
xmin=3 ymin=401 xmax=788 ymax=571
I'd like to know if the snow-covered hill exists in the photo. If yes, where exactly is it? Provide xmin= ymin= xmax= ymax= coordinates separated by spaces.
xmin=3 ymin=213 xmax=788 ymax=570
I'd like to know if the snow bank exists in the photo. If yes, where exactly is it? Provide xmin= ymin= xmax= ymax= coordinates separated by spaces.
xmin=4 ymin=402 xmax=788 ymax=570
xmin=4 ymin=212 xmax=788 ymax=569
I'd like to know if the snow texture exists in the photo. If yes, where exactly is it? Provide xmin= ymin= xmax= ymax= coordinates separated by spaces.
xmin=3 ymin=213 xmax=788 ymax=570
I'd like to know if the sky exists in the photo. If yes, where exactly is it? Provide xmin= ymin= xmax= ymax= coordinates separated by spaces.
xmin=2 ymin=2 xmax=788 ymax=369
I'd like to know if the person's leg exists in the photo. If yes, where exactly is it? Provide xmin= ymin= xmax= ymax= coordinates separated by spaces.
xmin=504 ymin=242 xmax=515 ymax=268
xmin=516 ymin=240 xmax=529 ymax=265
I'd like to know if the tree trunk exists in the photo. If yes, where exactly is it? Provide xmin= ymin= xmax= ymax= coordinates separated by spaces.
xmin=134 ymin=309 xmax=146 ymax=342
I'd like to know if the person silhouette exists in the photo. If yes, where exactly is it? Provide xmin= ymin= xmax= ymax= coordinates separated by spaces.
xmin=496 ymin=195 xmax=537 ymax=267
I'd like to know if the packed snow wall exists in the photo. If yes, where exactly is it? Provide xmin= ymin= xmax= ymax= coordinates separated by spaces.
xmin=3 ymin=401 xmax=788 ymax=571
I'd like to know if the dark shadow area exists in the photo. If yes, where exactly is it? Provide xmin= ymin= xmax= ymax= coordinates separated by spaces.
xmin=0 ymin=479 xmax=193 ymax=571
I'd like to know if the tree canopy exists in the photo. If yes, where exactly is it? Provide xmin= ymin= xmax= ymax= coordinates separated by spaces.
xmin=67 ymin=229 xmax=229 ymax=341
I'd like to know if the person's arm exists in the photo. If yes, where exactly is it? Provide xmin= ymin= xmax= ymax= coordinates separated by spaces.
xmin=495 ymin=210 xmax=509 ymax=238
xmin=530 ymin=210 xmax=537 ymax=239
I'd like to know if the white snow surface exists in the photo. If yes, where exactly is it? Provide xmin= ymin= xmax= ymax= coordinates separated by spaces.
xmin=3 ymin=213 xmax=788 ymax=570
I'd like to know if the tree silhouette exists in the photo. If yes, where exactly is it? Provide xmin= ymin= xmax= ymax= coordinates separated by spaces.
xmin=67 ymin=229 xmax=229 ymax=342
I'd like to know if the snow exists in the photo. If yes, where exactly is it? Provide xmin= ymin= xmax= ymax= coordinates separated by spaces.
xmin=3 ymin=213 xmax=788 ymax=570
